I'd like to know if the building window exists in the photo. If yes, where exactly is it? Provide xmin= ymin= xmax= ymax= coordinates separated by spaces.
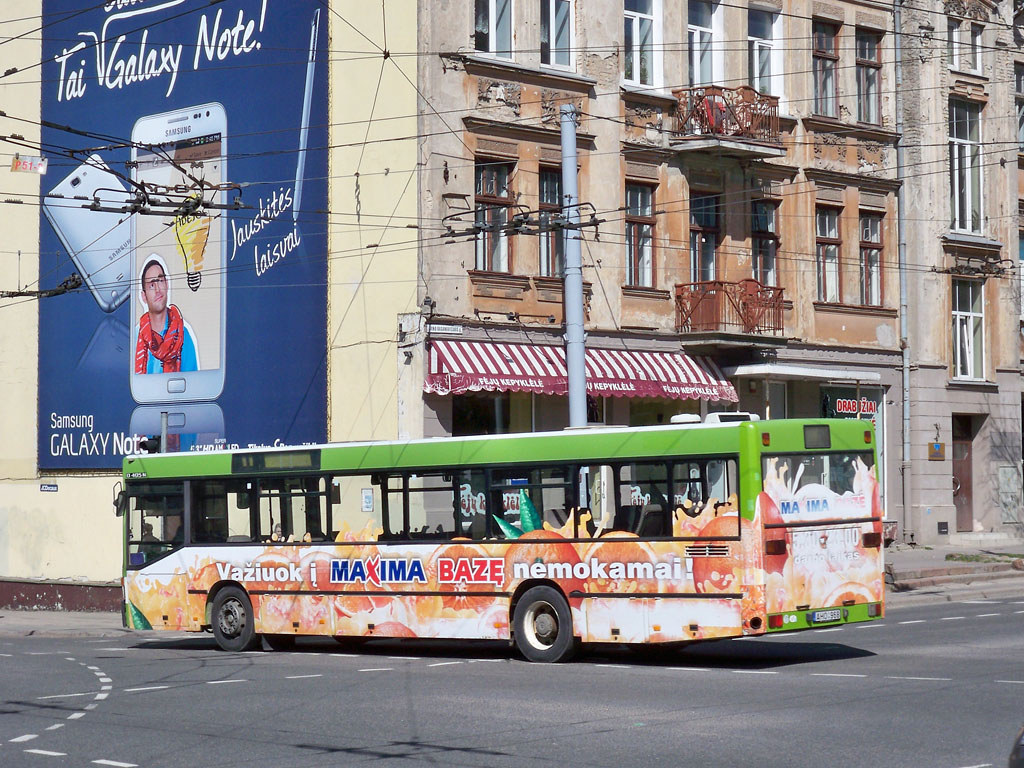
xmin=859 ymin=212 xmax=883 ymax=306
xmin=856 ymin=30 xmax=881 ymax=124
xmin=624 ymin=0 xmax=655 ymax=86
xmin=815 ymin=207 xmax=841 ymax=302
xmin=689 ymin=0 xmax=713 ymax=87
xmin=947 ymin=18 xmax=982 ymax=72
xmin=751 ymin=200 xmax=778 ymax=285
xmin=538 ymin=168 xmax=563 ymax=277
xmin=952 ymin=278 xmax=984 ymax=379
xmin=748 ymin=9 xmax=775 ymax=95
xmin=689 ymin=194 xmax=719 ymax=283
xmin=541 ymin=0 xmax=572 ymax=68
xmin=475 ymin=161 xmax=513 ymax=272
xmin=475 ymin=0 xmax=513 ymax=59
xmin=625 ymin=183 xmax=654 ymax=287
xmin=812 ymin=21 xmax=839 ymax=118
xmin=949 ymin=98 xmax=982 ymax=233
xmin=1016 ymin=63 xmax=1024 ymax=152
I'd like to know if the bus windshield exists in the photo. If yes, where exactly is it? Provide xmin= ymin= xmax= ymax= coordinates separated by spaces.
xmin=126 ymin=482 xmax=184 ymax=565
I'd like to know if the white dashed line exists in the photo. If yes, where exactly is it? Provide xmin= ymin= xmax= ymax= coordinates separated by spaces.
xmin=358 ymin=667 xmax=394 ymax=672
xmin=814 ymin=628 xmax=844 ymax=633
xmin=388 ymin=656 xmax=421 ymax=660
xmin=37 ymin=692 xmax=92 ymax=700
xmin=285 ymin=674 xmax=322 ymax=679
xmin=123 ymin=686 xmax=168 ymax=693
xmin=811 ymin=673 xmax=867 ymax=678
xmin=667 ymin=667 xmax=711 ymax=672
xmin=885 ymin=676 xmax=951 ymax=681
xmin=427 ymin=661 xmax=463 ymax=667
xmin=92 ymin=760 xmax=138 ymax=767
xmin=10 ymin=734 xmax=38 ymax=743
xmin=67 ymin=712 xmax=85 ymax=720
xmin=95 ymin=693 xmax=108 ymax=700
xmin=206 ymin=679 xmax=246 ymax=685
xmin=84 ymin=703 xmax=98 ymax=710
xmin=856 ymin=623 xmax=884 ymax=628
xmin=0 ymin=652 xmax=12 ymax=657
xmin=45 ymin=725 xmax=63 ymax=732
xmin=732 ymin=670 xmax=777 ymax=675
xmin=98 ymin=677 xmax=112 ymax=683
xmin=596 ymin=664 xmax=631 ymax=669
xmin=975 ymin=613 xmax=1000 ymax=617
xmin=24 ymin=749 xmax=66 ymax=757
xmin=996 ymin=680 xmax=1024 ymax=685
xmin=898 ymin=620 xmax=925 ymax=625
xmin=940 ymin=616 xmax=965 ymax=621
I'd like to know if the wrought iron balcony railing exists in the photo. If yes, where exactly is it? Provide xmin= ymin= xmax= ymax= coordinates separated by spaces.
xmin=672 ymin=85 xmax=781 ymax=144
xmin=675 ymin=279 xmax=784 ymax=336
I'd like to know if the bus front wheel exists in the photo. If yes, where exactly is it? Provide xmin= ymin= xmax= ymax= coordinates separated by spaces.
xmin=211 ymin=586 xmax=260 ymax=652
xmin=513 ymin=586 xmax=576 ymax=663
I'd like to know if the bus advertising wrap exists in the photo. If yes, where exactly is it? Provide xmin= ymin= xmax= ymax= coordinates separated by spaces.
xmin=38 ymin=0 xmax=328 ymax=468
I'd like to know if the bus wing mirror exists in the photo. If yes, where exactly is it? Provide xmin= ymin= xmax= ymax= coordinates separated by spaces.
xmin=113 ymin=485 xmax=126 ymax=517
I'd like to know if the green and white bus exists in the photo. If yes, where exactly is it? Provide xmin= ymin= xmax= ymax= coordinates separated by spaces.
xmin=119 ymin=417 xmax=885 ymax=662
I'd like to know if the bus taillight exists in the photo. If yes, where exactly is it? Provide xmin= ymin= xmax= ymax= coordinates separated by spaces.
xmin=765 ymin=539 xmax=786 ymax=556
xmin=768 ymin=614 xmax=784 ymax=629
xmin=867 ymin=603 xmax=881 ymax=618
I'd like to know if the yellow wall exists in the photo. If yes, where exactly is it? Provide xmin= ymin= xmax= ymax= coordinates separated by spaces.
xmin=329 ymin=1 xmax=420 ymax=442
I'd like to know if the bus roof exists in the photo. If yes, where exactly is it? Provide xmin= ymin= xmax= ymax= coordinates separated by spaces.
xmin=122 ymin=418 xmax=875 ymax=480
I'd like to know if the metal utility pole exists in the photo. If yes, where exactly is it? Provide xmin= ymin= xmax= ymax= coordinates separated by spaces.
xmin=561 ymin=104 xmax=586 ymax=428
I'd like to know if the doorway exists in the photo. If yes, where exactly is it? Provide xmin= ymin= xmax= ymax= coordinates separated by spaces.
xmin=952 ymin=414 xmax=974 ymax=533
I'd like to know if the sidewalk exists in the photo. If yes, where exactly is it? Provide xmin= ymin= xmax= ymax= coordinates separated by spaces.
xmin=1 ymin=543 xmax=1023 ymax=637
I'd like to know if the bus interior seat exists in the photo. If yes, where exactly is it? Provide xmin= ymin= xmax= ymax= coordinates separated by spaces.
xmin=637 ymin=508 xmax=667 ymax=537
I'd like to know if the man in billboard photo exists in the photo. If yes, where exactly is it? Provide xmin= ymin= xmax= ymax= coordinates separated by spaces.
xmin=134 ymin=256 xmax=200 ymax=374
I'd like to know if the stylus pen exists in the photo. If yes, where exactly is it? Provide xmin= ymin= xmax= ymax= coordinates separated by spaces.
xmin=294 ymin=9 xmax=319 ymax=224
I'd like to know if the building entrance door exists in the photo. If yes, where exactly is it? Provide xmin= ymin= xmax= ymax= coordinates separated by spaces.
xmin=952 ymin=415 xmax=973 ymax=533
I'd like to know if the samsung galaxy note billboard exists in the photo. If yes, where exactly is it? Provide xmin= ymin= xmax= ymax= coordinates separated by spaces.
xmin=38 ymin=0 xmax=328 ymax=468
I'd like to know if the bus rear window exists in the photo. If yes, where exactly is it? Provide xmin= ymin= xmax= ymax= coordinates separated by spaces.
xmin=761 ymin=452 xmax=880 ymax=523
xmin=764 ymin=453 xmax=874 ymax=497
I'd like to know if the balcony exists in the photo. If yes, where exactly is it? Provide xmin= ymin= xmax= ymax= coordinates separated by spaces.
xmin=675 ymin=279 xmax=784 ymax=339
xmin=670 ymin=85 xmax=785 ymax=159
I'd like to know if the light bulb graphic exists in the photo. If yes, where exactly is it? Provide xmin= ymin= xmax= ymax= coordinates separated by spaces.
xmin=173 ymin=194 xmax=211 ymax=292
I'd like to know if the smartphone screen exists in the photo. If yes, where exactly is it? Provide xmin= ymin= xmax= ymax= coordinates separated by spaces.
xmin=130 ymin=105 xmax=226 ymax=403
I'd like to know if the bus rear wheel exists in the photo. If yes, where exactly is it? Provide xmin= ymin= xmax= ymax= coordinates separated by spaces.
xmin=513 ymin=586 xmax=576 ymax=663
xmin=211 ymin=586 xmax=260 ymax=652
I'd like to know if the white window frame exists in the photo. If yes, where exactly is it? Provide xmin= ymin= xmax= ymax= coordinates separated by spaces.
xmin=816 ymin=207 xmax=841 ymax=303
xmin=949 ymin=98 xmax=982 ymax=234
xmin=947 ymin=18 xmax=983 ymax=73
xmin=475 ymin=0 xmax=513 ymax=59
xmin=1015 ymin=63 xmax=1024 ymax=152
xmin=540 ymin=0 xmax=573 ymax=70
xmin=748 ymin=9 xmax=782 ymax=98
xmin=951 ymin=278 xmax=984 ymax=380
xmin=855 ymin=29 xmax=881 ymax=125
xmin=623 ymin=0 xmax=662 ymax=87
xmin=625 ymin=183 xmax=655 ymax=287
xmin=751 ymin=199 xmax=778 ymax=285
xmin=812 ymin=20 xmax=839 ymax=119
xmin=859 ymin=212 xmax=883 ymax=306
xmin=689 ymin=194 xmax=719 ymax=283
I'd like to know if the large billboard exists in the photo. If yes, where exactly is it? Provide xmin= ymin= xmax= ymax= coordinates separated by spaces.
xmin=38 ymin=0 xmax=328 ymax=468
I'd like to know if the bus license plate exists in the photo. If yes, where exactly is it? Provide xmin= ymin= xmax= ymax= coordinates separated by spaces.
xmin=811 ymin=609 xmax=842 ymax=624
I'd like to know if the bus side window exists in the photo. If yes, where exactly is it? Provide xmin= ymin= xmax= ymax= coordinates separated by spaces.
xmin=190 ymin=481 xmax=228 ymax=543
xmin=405 ymin=474 xmax=458 ymax=540
xmin=579 ymin=465 xmax=613 ymax=535
xmin=227 ymin=481 xmax=254 ymax=542
xmin=615 ymin=463 xmax=669 ymax=537
xmin=330 ymin=474 xmax=383 ymax=541
xmin=458 ymin=470 xmax=489 ymax=540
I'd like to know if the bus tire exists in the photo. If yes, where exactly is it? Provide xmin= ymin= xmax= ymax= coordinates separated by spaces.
xmin=513 ymin=586 xmax=576 ymax=663
xmin=211 ymin=586 xmax=260 ymax=652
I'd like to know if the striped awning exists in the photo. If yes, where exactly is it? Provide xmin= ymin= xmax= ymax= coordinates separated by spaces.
xmin=424 ymin=340 xmax=737 ymax=402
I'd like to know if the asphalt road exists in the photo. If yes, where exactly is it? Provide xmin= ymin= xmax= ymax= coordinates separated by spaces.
xmin=1 ymin=599 xmax=1022 ymax=768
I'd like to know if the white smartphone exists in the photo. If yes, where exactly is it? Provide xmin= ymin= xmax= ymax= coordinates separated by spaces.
xmin=129 ymin=403 xmax=225 ymax=453
xmin=130 ymin=104 xmax=227 ymax=403
xmin=42 ymin=155 xmax=133 ymax=313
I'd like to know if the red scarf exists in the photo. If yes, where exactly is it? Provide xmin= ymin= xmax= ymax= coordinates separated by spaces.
xmin=135 ymin=304 xmax=185 ymax=374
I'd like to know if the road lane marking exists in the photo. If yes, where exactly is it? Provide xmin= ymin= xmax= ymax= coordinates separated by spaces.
xmin=45 ymin=725 xmax=63 ymax=732
xmin=358 ymin=668 xmax=393 ymax=672
xmin=38 ymin=692 xmax=92 ymax=700
xmin=67 ymin=712 xmax=85 ymax=720
xmin=733 ymin=670 xmax=777 ymax=675
xmin=123 ymin=686 xmax=168 ymax=693
xmin=996 ymin=680 xmax=1024 ymax=685
xmin=856 ymin=623 xmax=885 ymax=628
xmin=885 ymin=676 xmax=951 ymax=681
xmin=10 ymin=734 xmax=38 ymax=742
xmin=85 ymin=704 xmax=98 ymax=710
xmin=92 ymin=760 xmax=138 ymax=767
xmin=24 ymin=749 xmax=66 ymax=756
xmin=94 ymin=693 xmax=108 ymax=700
xmin=286 ymin=674 xmax=322 ymax=679
xmin=427 ymin=662 xmax=463 ymax=667
xmin=596 ymin=664 xmax=631 ymax=669
xmin=667 ymin=667 xmax=711 ymax=672
xmin=98 ymin=677 xmax=111 ymax=683
xmin=206 ymin=679 xmax=246 ymax=685
xmin=898 ymin=620 xmax=925 ymax=625
xmin=814 ymin=628 xmax=844 ymax=633
xmin=940 ymin=616 xmax=965 ymax=621
xmin=811 ymin=673 xmax=866 ymax=678
xmin=975 ymin=613 xmax=1000 ymax=617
